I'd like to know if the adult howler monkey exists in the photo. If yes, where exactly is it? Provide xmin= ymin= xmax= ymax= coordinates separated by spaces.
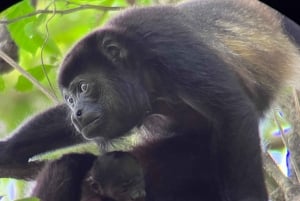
xmin=1 ymin=0 xmax=300 ymax=200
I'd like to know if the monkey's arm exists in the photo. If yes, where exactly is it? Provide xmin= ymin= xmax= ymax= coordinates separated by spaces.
xmin=162 ymin=42 xmax=267 ymax=200
xmin=177 ymin=68 xmax=266 ymax=201
xmin=0 ymin=104 xmax=84 ymax=165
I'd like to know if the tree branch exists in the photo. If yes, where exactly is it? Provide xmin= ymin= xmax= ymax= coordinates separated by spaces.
xmin=278 ymin=89 xmax=300 ymax=183
xmin=0 ymin=50 xmax=59 ymax=103
xmin=263 ymin=152 xmax=300 ymax=201
xmin=0 ymin=5 xmax=124 ymax=24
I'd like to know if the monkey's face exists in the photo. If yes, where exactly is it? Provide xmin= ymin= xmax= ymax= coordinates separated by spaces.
xmin=59 ymin=29 xmax=152 ymax=140
xmin=87 ymin=152 xmax=146 ymax=201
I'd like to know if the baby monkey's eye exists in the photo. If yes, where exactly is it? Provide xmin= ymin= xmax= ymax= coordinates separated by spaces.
xmin=79 ymin=83 xmax=88 ymax=93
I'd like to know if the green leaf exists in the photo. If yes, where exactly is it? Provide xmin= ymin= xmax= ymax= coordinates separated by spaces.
xmin=67 ymin=0 xmax=107 ymax=3
xmin=0 ymin=77 xmax=5 ymax=91
xmin=66 ymin=0 xmax=125 ymax=6
xmin=4 ymin=0 xmax=39 ymax=54
xmin=15 ymin=76 xmax=32 ymax=91
xmin=15 ymin=65 xmax=53 ymax=91
xmin=137 ymin=0 xmax=152 ymax=6
xmin=24 ymin=22 xmax=61 ymax=55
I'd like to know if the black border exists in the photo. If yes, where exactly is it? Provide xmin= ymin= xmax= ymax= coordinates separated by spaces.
xmin=0 ymin=0 xmax=21 ymax=13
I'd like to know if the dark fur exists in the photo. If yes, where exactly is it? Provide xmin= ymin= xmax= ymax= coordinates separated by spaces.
xmin=32 ymin=129 xmax=215 ymax=201
xmin=1 ymin=0 xmax=300 ymax=201
xmin=32 ymin=153 xmax=97 ymax=201
xmin=32 ymin=152 xmax=145 ymax=201
xmin=88 ymin=151 xmax=145 ymax=201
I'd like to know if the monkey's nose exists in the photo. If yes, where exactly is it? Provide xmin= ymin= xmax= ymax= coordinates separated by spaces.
xmin=76 ymin=109 xmax=82 ymax=117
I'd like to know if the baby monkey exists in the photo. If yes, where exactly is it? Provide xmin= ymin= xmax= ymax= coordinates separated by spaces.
xmin=85 ymin=151 xmax=146 ymax=201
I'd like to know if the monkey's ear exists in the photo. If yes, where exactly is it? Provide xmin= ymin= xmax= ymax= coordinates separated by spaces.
xmin=100 ymin=35 xmax=127 ymax=62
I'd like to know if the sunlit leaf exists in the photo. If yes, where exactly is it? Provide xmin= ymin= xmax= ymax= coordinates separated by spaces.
xmin=66 ymin=0 xmax=126 ymax=6
xmin=24 ymin=22 xmax=61 ymax=55
xmin=137 ymin=0 xmax=152 ymax=5
xmin=0 ymin=77 xmax=5 ymax=91
xmin=15 ymin=65 xmax=54 ymax=91
xmin=4 ymin=0 xmax=38 ymax=54
xmin=67 ymin=0 xmax=109 ymax=4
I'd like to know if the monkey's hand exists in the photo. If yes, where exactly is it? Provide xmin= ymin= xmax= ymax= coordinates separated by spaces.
xmin=130 ymin=188 xmax=146 ymax=200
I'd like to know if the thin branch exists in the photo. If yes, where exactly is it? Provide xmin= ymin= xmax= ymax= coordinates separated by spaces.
xmin=0 ymin=5 xmax=124 ymax=24
xmin=40 ymin=0 xmax=58 ymax=100
xmin=0 ymin=50 xmax=59 ymax=103
xmin=278 ymin=89 xmax=300 ymax=183
xmin=264 ymin=152 xmax=293 ymax=190
xmin=263 ymin=152 xmax=300 ymax=201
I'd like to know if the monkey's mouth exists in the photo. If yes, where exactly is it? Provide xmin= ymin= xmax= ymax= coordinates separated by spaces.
xmin=80 ymin=117 xmax=102 ymax=139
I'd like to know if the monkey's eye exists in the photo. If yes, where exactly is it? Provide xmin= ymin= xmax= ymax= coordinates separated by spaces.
xmin=65 ymin=95 xmax=74 ymax=106
xmin=79 ymin=83 xmax=88 ymax=93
